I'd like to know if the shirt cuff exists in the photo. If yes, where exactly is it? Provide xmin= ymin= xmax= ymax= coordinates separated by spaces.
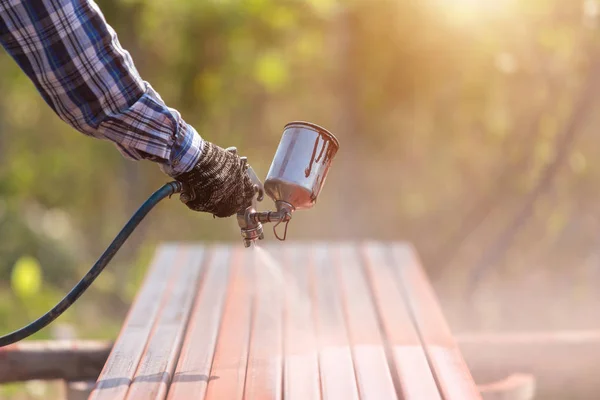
xmin=160 ymin=110 xmax=204 ymax=177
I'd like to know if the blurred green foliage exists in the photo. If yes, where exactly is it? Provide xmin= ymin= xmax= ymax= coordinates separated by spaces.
xmin=3 ymin=2 xmax=600 ymax=396
xmin=11 ymin=256 xmax=42 ymax=299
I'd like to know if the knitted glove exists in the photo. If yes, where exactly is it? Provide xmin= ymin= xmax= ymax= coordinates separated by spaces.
xmin=174 ymin=141 xmax=256 ymax=218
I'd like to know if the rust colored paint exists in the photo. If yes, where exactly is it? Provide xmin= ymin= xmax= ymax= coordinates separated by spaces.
xmin=92 ymin=242 xmax=481 ymax=400
xmin=166 ymin=246 xmax=233 ymax=400
xmin=124 ymin=248 xmax=206 ymax=400
xmin=278 ymin=244 xmax=321 ymax=400
xmin=90 ymin=245 xmax=188 ymax=400
xmin=390 ymin=243 xmax=482 ymax=400
xmin=243 ymin=246 xmax=284 ymax=400
xmin=203 ymin=247 xmax=253 ymax=400
xmin=310 ymin=243 xmax=360 ymax=400
xmin=361 ymin=242 xmax=442 ymax=400
xmin=334 ymin=244 xmax=398 ymax=400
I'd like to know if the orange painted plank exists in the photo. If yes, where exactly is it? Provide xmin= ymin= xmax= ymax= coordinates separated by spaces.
xmin=204 ymin=246 xmax=253 ymax=400
xmin=166 ymin=246 xmax=233 ymax=400
xmin=311 ymin=243 xmax=360 ymax=400
xmin=90 ymin=245 xmax=188 ymax=400
xmin=390 ymin=243 xmax=482 ymax=400
xmin=361 ymin=242 xmax=441 ymax=400
xmin=243 ymin=246 xmax=284 ymax=400
xmin=92 ymin=241 xmax=477 ymax=400
xmin=335 ymin=244 xmax=398 ymax=400
xmin=280 ymin=244 xmax=320 ymax=400
xmin=124 ymin=248 xmax=206 ymax=399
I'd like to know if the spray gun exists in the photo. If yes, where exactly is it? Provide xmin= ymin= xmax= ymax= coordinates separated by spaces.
xmin=235 ymin=121 xmax=340 ymax=247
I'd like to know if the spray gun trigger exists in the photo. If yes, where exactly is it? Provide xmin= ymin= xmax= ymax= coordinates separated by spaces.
xmin=246 ymin=166 xmax=264 ymax=203
xmin=253 ymin=185 xmax=264 ymax=202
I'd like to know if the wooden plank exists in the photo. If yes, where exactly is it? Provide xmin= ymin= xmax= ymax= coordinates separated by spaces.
xmin=204 ymin=246 xmax=253 ymax=400
xmin=243 ymin=246 xmax=284 ymax=400
xmin=361 ymin=242 xmax=441 ymax=400
xmin=166 ymin=246 xmax=233 ymax=400
xmin=124 ymin=247 xmax=206 ymax=399
xmin=92 ymin=240 xmax=479 ymax=400
xmin=335 ymin=244 xmax=398 ymax=400
xmin=280 ymin=244 xmax=320 ymax=400
xmin=0 ymin=340 xmax=111 ymax=384
xmin=311 ymin=243 xmax=360 ymax=400
xmin=90 ymin=245 xmax=185 ymax=400
xmin=390 ymin=243 xmax=482 ymax=400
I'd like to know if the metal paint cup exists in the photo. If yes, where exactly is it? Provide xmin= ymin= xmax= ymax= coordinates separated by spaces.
xmin=264 ymin=121 xmax=340 ymax=211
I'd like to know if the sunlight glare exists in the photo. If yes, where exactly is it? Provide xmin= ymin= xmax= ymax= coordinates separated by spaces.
xmin=430 ymin=0 xmax=515 ymax=25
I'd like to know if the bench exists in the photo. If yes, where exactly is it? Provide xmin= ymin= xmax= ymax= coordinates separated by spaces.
xmin=89 ymin=241 xmax=482 ymax=400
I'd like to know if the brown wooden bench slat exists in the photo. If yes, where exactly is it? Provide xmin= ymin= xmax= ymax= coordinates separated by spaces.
xmin=335 ymin=244 xmax=398 ymax=400
xmin=89 ymin=245 xmax=186 ymax=400
xmin=166 ymin=245 xmax=233 ymax=400
xmin=94 ymin=241 xmax=482 ymax=400
xmin=0 ymin=340 xmax=111 ymax=384
xmin=312 ymin=244 xmax=360 ymax=400
xmin=203 ymin=248 xmax=253 ymax=400
xmin=390 ymin=243 xmax=482 ymax=400
xmin=280 ymin=244 xmax=321 ymax=400
xmin=361 ymin=242 xmax=442 ymax=400
xmin=243 ymin=247 xmax=284 ymax=400
xmin=124 ymin=247 xmax=206 ymax=400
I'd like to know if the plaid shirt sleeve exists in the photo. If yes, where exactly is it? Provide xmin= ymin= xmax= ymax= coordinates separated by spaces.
xmin=0 ymin=0 xmax=203 ymax=176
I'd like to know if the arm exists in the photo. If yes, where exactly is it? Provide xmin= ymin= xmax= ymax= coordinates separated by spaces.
xmin=0 ymin=0 xmax=199 ymax=176
xmin=0 ymin=0 xmax=255 ymax=216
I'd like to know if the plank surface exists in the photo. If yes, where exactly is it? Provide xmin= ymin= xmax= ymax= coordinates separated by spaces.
xmin=203 ymin=248 xmax=253 ymax=400
xmin=280 ymin=244 xmax=321 ymax=400
xmin=95 ymin=241 xmax=481 ymax=400
xmin=390 ymin=243 xmax=482 ymax=400
xmin=243 ymin=246 xmax=284 ymax=400
xmin=90 ymin=245 xmax=186 ymax=400
xmin=311 ymin=243 xmax=360 ymax=400
xmin=336 ymin=244 xmax=398 ymax=400
xmin=124 ymin=248 xmax=205 ymax=399
xmin=362 ymin=242 xmax=442 ymax=400
xmin=0 ymin=340 xmax=110 ymax=384
xmin=166 ymin=246 xmax=233 ymax=400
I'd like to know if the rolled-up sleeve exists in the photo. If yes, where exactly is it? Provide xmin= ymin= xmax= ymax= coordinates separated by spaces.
xmin=0 ymin=0 xmax=202 ymax=176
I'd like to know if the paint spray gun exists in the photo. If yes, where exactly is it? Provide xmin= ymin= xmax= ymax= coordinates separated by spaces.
xmin=235 ymin=122 xmax=340 ymax=247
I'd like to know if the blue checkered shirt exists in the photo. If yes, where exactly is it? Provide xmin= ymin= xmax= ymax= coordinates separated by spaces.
xmin=0 ymin=0 xmax=203 ymax=176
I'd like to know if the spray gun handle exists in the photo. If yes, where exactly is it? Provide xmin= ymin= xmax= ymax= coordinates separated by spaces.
xmin=226 ymin=146 xmax=264 ymax=203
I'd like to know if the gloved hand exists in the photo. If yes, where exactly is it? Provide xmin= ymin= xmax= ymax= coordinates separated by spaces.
xmin=174 ymin=141 xmax=256 ymax=218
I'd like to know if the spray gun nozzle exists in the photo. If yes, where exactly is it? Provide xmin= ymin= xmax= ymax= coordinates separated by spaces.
xmin=237 ymin=201 xmax=294 ymax=248
xmin=237 ymin=205 xmax=262 ymax=248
